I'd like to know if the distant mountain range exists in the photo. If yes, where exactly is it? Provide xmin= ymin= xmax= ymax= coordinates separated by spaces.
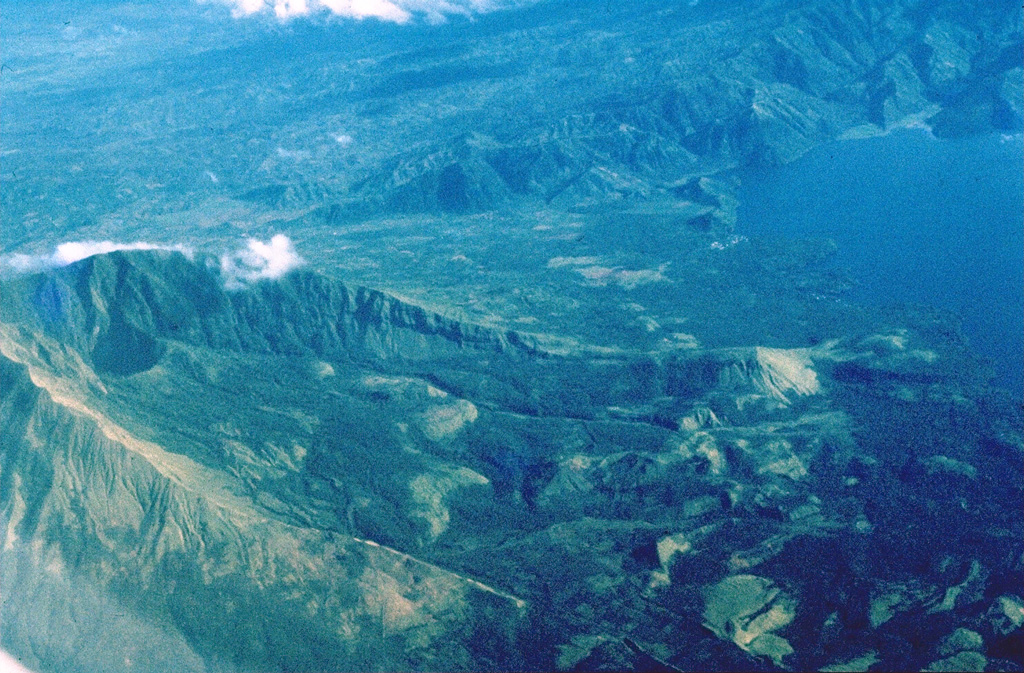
xmin=1 ymin=0 xmax=1020 ymax=247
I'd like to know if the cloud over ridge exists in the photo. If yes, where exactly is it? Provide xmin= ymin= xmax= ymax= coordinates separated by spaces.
xmin=0 ymin=236 xmax=305 ymax=290
xmin=220 ymin=234 xmax=305 ymax=289
xmin=203 ymin=0 xmax=521 ymax=23
xmin=0 ymin=241 xmax=191 ymax=275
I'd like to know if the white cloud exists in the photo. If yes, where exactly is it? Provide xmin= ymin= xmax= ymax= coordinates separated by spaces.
xmin=0 ymin=237 xmax=305 ymax=291
xmin=275 ymin=0 xmax=310 ymax=18
xmin=0 ymin=649 xmax=36 ymax=673
xmin=348 ymin=0 xmax=412 ymax=22
xmin=220 ymin=234 xmax=305 ymax=289
xmin=1 ymin=237 xmax=305 ymax=291
xmin=0 ymin=241 xmax=190 ymax=275
xmin=203 ymin=0 xmax=520 ymax=23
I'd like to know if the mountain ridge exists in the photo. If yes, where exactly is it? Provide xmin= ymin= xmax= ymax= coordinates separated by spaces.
xmin=0 ymin=302 xmax=530 ymax=673
xmin=1 ymin=250 xmax=548 ymax=374
xmin=2 ymin=248 xmax=1020 ymax=672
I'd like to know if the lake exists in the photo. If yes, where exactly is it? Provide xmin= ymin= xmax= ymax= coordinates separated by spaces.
xmin=738 ymin=129 xmax=1023 ymax=396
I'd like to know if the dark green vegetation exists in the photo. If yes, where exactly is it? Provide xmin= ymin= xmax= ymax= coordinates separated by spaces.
xmin=1 ymin=0 xmax=1022 ymax=671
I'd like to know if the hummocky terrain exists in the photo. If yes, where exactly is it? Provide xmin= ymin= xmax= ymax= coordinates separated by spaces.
xmin=1 ymin=0 xmax=1022 ymax=671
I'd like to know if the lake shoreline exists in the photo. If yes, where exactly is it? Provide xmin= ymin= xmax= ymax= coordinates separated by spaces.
xmin=737 ymin=129 xmax=1024 ymax=397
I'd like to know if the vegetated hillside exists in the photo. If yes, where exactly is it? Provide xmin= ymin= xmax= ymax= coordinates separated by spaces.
xmin=1 ymin=249 xmax=1021 ymax=672
xmin=1 ymin=0 xmax=1020 ymax=249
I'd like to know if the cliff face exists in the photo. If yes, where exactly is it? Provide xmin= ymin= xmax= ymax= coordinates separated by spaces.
xmin=1 ymin=250 xmax=1021 ymax=672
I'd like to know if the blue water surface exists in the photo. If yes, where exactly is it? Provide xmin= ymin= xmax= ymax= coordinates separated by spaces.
xmin=738 ymin=129 xmax=1023 ymax=396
